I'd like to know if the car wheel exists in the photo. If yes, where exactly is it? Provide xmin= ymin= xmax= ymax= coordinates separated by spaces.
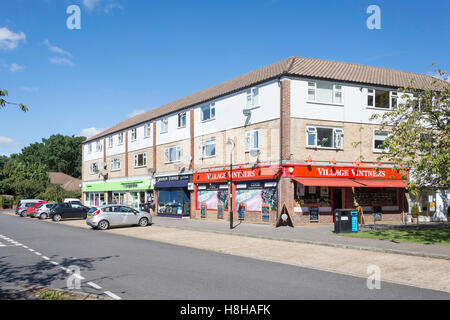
xmin=98 ymin=220 xmax=109 ymax=230
xmin=40 ymin=213 xmax=48 ymax=220
xmin=139 ymin=217 xmax=149 ymax=227
xmin=20 ymin=212 xmax=27 ymax=217
xmin=52 ymin=214 xmax=62 ymax=222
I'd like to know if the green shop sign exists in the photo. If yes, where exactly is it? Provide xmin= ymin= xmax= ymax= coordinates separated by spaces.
xmin=83 ymin=179 xmax=153 ymax=192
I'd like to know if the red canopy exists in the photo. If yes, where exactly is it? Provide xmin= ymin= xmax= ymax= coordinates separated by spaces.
xmin=293 ymin=178 xmax=407 ymax=188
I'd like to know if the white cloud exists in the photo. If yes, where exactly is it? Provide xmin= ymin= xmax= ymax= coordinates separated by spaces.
xmin=0 ymin=27 xmax=26 ymax=50
xmin=82 ymin=0 xmax=123 ymax=13
xmin=20 ymin=86 xmax=39 ymax=92
xmin=50 ymin=56 xmax=75 ymax=67
xmin=80 ymin=127 xmax=104 ymax=138
xmin=127 ymin=109 xmax=146 ymax=118
xmin=43 ymin=39 xmax=72 ymax=57
xmin=0 ymin=136 xmax=16 ymax=146
xmin=9 ymin=63 xmax=24 ymax=73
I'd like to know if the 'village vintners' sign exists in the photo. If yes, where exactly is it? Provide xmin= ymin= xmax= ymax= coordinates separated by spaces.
xmin=286 ymin=165 xmax=404 ymax=180
xmin=193 ymin=166 xmax=280 ymax=183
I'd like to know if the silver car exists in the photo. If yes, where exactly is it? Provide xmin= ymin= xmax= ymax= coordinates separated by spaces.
xmin=86 ymin=205 xmax=152 ymax=230
xmin=33 ymin=203 xmax=56 ymax=219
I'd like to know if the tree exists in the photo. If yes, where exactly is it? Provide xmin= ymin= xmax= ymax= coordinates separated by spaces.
xmin=0 ymin=89 xmax=28 ymax=112
xmin=370 ymin=65 xmax=449 ymax=196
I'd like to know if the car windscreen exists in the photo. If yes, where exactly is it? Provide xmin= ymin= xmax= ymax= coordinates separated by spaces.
xmin=87 ymin=207 xmax=97 ymax=214
xmin=36 ymin=204 xmax=44 ymax=208
xmin=25 ymin=203 xmax=35 ymax=207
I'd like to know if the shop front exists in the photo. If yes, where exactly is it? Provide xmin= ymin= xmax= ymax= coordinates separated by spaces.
xmin=283 ymin=165 xmax=408 ymax=224
xmin=82 ymin=178 xmax=153 ymax=210
xmin=193 ymin=165 xmax=280 ymax=223
xmin=154 ymin=174 xmax=192 ymax=217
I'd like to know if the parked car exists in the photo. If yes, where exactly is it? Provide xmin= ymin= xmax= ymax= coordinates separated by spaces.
xmin=16 ymin=199 xmax=45 ymax=215
xmin=64 ymin=198 xmax=82 ymax=206
xmin=86 ymin=205 xmax=152 ymax=230
xmin=24 ymin=202 xmax=48 ymax=217
xmin=33 ymin=203 xmax=56 ymax=219
xmin=49 ymin=202 xmax=89 ymax=222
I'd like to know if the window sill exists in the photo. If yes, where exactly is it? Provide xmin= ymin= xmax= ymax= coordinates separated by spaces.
xmin=160 ymin=131 xmax=168 ymax=134
xmin=200 ymin=155 xmax=216 ymax=159
xmin=200 ymin=118 xmax=215 ymax=123
xmin=143 ymin=136 xmax=150 ymax=139
xmin=110 ymin=169 xmax=121 ymax=172
xmin=366 ymin=107 xmax=391 ymax=111
xmin=177 ymin=125 xmax=186 ymax=129
xmin=134 ymin=165 xmax=147 ymax=169
xmin=307 ymin=101 xmax=344 ymax=107
xmin=306 ymin=146 xmax=343 ymax=151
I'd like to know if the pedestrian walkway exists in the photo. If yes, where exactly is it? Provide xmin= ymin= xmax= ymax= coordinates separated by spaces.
xmin=151 ymin=216 xmax=450 ymax=260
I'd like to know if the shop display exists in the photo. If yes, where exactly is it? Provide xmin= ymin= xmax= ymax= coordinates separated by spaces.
xmin=354 ymin=188 xmax=397 ymax=207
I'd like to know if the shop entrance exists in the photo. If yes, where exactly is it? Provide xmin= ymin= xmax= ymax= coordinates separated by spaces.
xmin=332 ymin=188 xmax=343 ymax=221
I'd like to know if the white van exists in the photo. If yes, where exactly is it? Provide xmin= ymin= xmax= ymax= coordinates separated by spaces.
xmin=64 ymin=198 xmax=82 ymax=206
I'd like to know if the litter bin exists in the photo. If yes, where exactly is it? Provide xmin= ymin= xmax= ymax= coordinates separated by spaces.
xmin=334 ymin=209 xmax=359 ymax=233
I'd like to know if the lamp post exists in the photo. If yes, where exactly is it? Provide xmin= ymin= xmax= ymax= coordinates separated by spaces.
xmin=226 ymin=138 xmax=235 ymax=229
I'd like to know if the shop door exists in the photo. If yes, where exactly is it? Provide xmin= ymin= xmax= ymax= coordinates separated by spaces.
xmin=332 ymin=188 xmax=343 ymax=221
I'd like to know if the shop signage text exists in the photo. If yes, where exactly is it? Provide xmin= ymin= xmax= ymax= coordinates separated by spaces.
xmin=286 ymin=165 xmax=403 ymax=180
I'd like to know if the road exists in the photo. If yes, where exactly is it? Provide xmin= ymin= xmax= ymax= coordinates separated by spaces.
xmin=0 ymin=213 xmax=448 ymax=300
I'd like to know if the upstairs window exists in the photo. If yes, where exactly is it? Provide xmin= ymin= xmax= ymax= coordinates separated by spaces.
xmin=90 ymin=162 xmax=99 ymax=174
xmin=144 ymin=122 xmax=151 ymax=138
xmin=108 ymin=136 xmax=113 ymax=148
xmin=373 ymin=130 xmax=389 ymax=152
xmin=131 ymin=128 xmax=137 ymax=141
xmin=367 ymin=89 xmax=397 ymax=109
xmin=200 ymin=138 xmax=216 ymax=158
xmin=165 ymin=145 xmax=181 ymax=163
xmin=201 ymin=103 xmax=215 ymax=121
xmin=246 ymin=87 xmax=260 ymax=108
xmin=118 ymin=132 xmax=124 ymax=145
xmin=308 ymin=82 xmax=343 ymax=104
xmin=110 ymin=158 xmax=121 ymax=171
xmin=178 ymin=112 xmax=186 ymax=128
xmin=161 ymin=118 xmax=168 ymax=133
xmin=245 ymin=130 xmax=260 ymax=151
xmin=306 ymin=126 xmax=343 ymax=149
xmin=96 ymin=141 xmax=103 ymax=152
xmin=134 ymin=152 xmax=147 ymax=168
xmin=88 ymin=143 xmax=92 ymax=153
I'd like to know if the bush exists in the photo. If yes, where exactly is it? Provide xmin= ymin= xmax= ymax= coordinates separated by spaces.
xmin=411 ymin=204 xmax=420 ymax=218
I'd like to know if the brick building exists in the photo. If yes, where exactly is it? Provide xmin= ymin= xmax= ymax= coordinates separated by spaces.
xmin=81 ymin=56 xmax=444 ymax=225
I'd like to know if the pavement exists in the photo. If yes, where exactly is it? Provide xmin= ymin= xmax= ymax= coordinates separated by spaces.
xmin=0 ymin=211 xmax=449 ymax=299
xmin=1 ymin=210 xmax=449 ymax=294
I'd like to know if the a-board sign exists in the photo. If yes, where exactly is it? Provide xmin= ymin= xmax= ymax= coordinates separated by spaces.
xmin=200 ymin=203 xmax=206 ymax=218
xmin=238 ymin=203 xmax=246 ymax=220
xmin=373 ymin=205 xmax=382 ymax=221
xmin=309 ymin=205 xmax=319 ymax=222
xmin=217 ymin=203 xmax=224 ymax=219
xmin=262 ymin=204 xmax=270 ymax=221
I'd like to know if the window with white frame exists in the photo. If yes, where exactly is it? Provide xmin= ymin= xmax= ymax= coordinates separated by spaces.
xmin=178 ymin=112 xmax=186 ymax=128
xmin=246 ymin=87 xmax=260 ymax=108
xmin=110 ymin=158 xmax=121 ymax=171
xmin=88 ymin=143 xmax=92 ymax=153
xmin=200 ymin=138 xmax=216 ymax=158
xmin=308 ymin=82 xmax=343 ymax=104
xmin=131 ymin=128 xmax=137 ymax=141
xmin=165 ymin=145 xmax=181 ymax=163
xmin=373 ymin=130 xmax=389 ymax=152
xmin=367 ymin=89 xmax=397 ymax=109
xmin=90 ymin=162 xmax=99 ymax=174
xmin=201 ymin=103 xmax=215 ymax=121
xmin=306 ymin=126 xmax=343 ymax=149
xmin=118 ymin=132 xmax=124 ymax=145
xmin=144 ymin=122 xmax=151 ymax=138
xmin=245 ymin=130 xmax=259 ymax=151
xmin=161 ymin=118 xmax=168 ymax=133
xmin=96 ymin=141 xmax=102 ymax=152
xmin=108 ymin=136 xmax=113 ymax=148
xmin=134 ymin=152 xmax=147 ymax=167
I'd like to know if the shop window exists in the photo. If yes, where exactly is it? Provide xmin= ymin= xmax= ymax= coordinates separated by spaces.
xmin=158 ymin=189 xmax=190 ymax=215
xmin=308 ymin=81 xmax=343 ymax=104
xmin=367 ymin=89 xmax=397 ymax=109
xmin=373 ymin=130 xmax=389 ymax=152
xmin=134 ymin=152 xmax=147 ymax=167
xmin=165 ymin=145 xmax=181 ymax=163
xmin=200 ymin=138 xmax=216 ymax=158
xmin=294 ymin=184 xmax=331 ymax=208
xmin=246 ymin=87 xmax=260 ymax=109
xmin=178 ymin=112 xmax=186 ymax=128
xmin=201 ymin=103 xmax=215 ymax=121
xmin=197 ymin=184 xmax=229 ymax=210
xmin=234 ymin=182 xmax=278 ymax=212
xmin=354 ymin=188 xmax=398 ymax=207
xmin=306 ymin=126 xmax=343 ymax=149
xmin=245 ymin=130 xmax=259 ymax=151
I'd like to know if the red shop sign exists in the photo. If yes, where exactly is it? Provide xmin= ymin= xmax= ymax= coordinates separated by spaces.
xmin=193 ymin=166 xmax=280 ymax=183
xmin=284 ymin=165 xmax=404 ymax=180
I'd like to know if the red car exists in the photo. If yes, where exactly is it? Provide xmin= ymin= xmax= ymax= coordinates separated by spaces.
xmin=22 ymin=202 xmax=47 ymax=217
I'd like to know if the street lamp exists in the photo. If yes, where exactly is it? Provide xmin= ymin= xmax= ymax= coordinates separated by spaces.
xmin=226 ymin=138 xmax=235 ymax=229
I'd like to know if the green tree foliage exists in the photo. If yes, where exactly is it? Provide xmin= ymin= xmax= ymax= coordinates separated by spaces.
xmin=0 ymin=160 xmax=49 ymax=198
xmin=370 ymin=65 xmax=449 ymax=196
xmin=0 ymin=89 xmax=28 ymax=112
xmin=38 ymin=184 xmax=82 ymax=203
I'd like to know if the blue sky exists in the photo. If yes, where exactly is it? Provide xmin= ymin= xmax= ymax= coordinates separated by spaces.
xmin=1 ymin=0 xmax=449 ymax=155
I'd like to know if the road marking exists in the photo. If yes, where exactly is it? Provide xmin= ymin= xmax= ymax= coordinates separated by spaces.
xmin=28 ymin=248 xmax=35 ymax=252
xmin=87 ymin=282 xmax=102 ymax=290
xmin=22 ymin=245 xmax=29 ymax=249
xmin=50 ymin=261 xmax=59 ymax=265
xmin=42 ymin=256 xmax=50 ymax=260
xmin=104 ymin=291 xmax=121 ymax=300
xmin=35 ymin=252 xmax=42 ymax=256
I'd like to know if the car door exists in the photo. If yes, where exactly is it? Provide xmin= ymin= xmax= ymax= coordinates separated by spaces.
xmin=104 ymin=206 xmax=120 ymax=226
xmin=119 ymin=206 xmax=138 ymax=225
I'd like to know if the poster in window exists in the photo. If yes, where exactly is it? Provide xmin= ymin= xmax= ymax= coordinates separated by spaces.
xmin=217 ymin=203 xmax=224 ymax=219
xmin=238 ymin=203 xmax=246 ymax=220
xmin=262 ymin=204 xmax=270 ymax=221
xmin=197 ymin=189 xmax=228 ymax=210
xmin=308 ymin=186 xmax=316 ymax=194
xmin=200 ymin=203 xmax=206 ymax=218
xmin=320 ymin=187 xmax=328 ymax=196
xmin=235 ymin=186 xmax=278 ymax=212
xmin=309 ymin=205 xmax=319 ymax=222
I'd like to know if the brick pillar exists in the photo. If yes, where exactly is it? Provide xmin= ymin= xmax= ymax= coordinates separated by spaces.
xmin=125 ymin=131 xmax=129 ymax=177
xmin=152 ymin=122 xmax=158 ymax=215
xmin=278 ymin=177 xmax=294 ymax=223
xmin=280 ymin=79 xmax=291 ymax=162
xmin=190 ymin=109 xmax=195 ymax=217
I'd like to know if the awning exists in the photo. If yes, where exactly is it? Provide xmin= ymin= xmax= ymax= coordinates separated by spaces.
xmin=355 ymin=179 xmax=407 ymax=188
xmin=155 ymin=180 xmax=189 ymax=189
xmin=293 ymin=178 xmax=365 ymax=187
